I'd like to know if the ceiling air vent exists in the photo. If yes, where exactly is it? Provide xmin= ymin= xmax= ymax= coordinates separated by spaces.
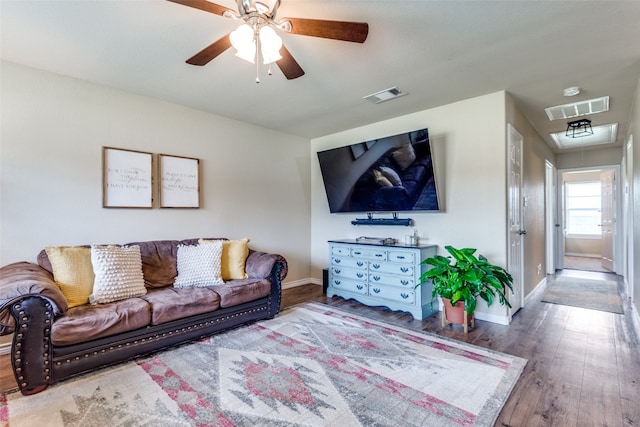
xmin=544 ymin=96 xmax=609 ymax=121
xmin=363 ymin=87 xmax=408 ymax=104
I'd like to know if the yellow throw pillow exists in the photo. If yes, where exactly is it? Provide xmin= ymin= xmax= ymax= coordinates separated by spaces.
xmin=199 ymin=238 xmax=250 ymax=280
xmin=45 ymin=246 xmax=95 ymax=308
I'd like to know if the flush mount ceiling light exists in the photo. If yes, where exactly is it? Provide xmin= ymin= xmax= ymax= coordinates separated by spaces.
xmin=566 ymin=118 xmax=594 ymax=138
xmin=363 ymin=87 xmax=408 ymax=104
xmin=550 ymin=123 xmax=618 ymax=149
xmin=562 ymin=86 xmax=580 ymax=97
xmin=544 ymin=96 xmax=609 ymax=121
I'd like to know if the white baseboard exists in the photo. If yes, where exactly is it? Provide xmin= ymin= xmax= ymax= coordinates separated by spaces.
xmin=525 ymin=276 xmax=547 ymax=306
xmin=565 ymin=252 xmax=601 ymax=258
xmin=282 ymin=278 xmax=321 ymax=290
xmin=0 ymin=342 xmax=10 ymax=355
xmin=473 ymin=311 xmax=510 ymax=326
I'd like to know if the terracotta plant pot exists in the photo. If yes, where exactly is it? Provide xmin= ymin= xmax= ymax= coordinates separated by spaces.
xmin=441 ymin=297 xmax=475 ymax=333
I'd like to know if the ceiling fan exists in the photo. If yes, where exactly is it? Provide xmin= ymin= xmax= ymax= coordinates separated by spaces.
xmin=167 ymin=0 xmax=369 ymax=81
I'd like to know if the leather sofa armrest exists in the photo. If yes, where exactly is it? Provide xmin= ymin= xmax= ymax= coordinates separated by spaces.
xmin=0 ymin=262 xmax=68 ymax=335
xmin=245 ymin=251 xmax=288 ymax=282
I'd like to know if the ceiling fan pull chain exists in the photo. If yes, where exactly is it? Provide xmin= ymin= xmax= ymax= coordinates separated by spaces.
xmin=255 ymin=26 xmax=260 ymax=83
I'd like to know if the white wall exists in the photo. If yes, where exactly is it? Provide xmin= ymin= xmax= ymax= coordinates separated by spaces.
xmin=0 ymin=61 xmax=311 ymax=283
xmin=311 ymin=92 xmax=510 ymax=322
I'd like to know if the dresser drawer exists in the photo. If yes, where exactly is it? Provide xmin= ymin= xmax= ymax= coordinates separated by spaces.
xmin=331 ymin=245 xmax=351 ymax=256
xmin=329 ymin=277 xmax=368 ymax=294
xmin=369 ymin=262 xmax=415 ymax=276
xmin=331 ymin=266 xmax=368 ymax=281
xmin=369 ymin=272 xmax=415 ymax=288
xmin=388 ymin=250 xmax=416 ymax=264
xmin=331 ymin=256 xmax=367 ymax=270
xmin=350 ymin=248 xmax=387 ymax=261
xmin=368 ymin=285 xmax=416 ymax=305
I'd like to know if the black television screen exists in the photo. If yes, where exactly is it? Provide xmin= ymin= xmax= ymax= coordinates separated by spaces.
xmin=317 ymin=128 xmax=440 ymax=213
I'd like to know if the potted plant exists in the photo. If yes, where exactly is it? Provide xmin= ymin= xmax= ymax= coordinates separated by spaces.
xmin=417 ymin=245 xmax=513 ymax=332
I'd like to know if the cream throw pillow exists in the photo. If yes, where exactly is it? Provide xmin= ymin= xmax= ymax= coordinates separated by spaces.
xmin=45 ymin=246 xmax=95 ymax=308
xmin=90 ymin=245 xmax=147 ymax=304
xmin=174 ymin=242 xmax=224 ymax=288
xmin=392 ymin=143 xmax=416 ymax=170
xmin=199 ymin=238 xmax=250 ymax=280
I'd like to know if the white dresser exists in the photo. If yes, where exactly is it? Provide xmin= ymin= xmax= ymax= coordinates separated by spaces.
xmin=327 ymin=239 xmax=437 ymax=320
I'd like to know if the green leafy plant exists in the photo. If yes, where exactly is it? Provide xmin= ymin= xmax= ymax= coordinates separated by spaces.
xmin=417 ymin=245 xmax=514 ymax=315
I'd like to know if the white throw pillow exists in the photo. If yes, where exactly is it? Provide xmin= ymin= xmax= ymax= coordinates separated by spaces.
xmin=90 ymin=245 xmax=147 ymax=304
xmin=174 ymin=242 xmax=224 ymax=288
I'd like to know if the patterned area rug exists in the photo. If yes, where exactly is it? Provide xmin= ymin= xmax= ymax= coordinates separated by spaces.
xmin=1 ymin=303 xmax=526 ymax=427
xmin=542 ymin=276 xmax=623 ymax=314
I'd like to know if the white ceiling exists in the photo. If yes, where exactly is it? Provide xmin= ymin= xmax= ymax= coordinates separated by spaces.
xmin=2 ymin=1 xmax=640 ymax=153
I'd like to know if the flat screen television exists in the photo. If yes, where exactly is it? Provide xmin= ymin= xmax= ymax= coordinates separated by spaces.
xmin=317 ymin=128 xmax=440 ymax=214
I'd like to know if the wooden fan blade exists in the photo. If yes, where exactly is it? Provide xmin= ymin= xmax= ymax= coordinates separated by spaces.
xmin=282 ymin=18 xmax=368 ymax=43
xmin=186 ymin=34 xmax=232 ymax=66
xmin=166 ymin=0 xmax=232 ymax=16
xmin=276 ymin=45 xmax=305 ymax=80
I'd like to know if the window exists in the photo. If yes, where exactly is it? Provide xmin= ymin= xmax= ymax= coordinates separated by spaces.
xmin=565 ymin=181 xmax=601 ymax=236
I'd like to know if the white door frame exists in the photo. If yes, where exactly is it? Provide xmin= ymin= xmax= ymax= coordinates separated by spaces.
xmin=557 ymin=164 xmax=622 ymax=274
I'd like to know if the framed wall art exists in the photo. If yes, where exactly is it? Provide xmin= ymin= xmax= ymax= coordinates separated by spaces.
xmin=158 ymin=154 xmax=200 ymax=208
xmin=102 ymin=147 xmax=153 ymax=208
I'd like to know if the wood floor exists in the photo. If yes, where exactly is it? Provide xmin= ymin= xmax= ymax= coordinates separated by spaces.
xmin=2 ymin=270 xmax=638 ymax=426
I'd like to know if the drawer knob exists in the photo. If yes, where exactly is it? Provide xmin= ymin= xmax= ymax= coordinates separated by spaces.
xmin=334 ymin=269 xmax=341 ymax=274
xmin=372 ymin=275 xmax=380 ymax=281
xmin=372 ymin=264 xmax=380 ymax=269
xmin=357 ymin=273 xmax=364 ymax=278
xmin=400 ymin=267 xmax=409 ymax=273
xmin=357 ymin=261 xmax=364 ymax=267
xmin=401 ymin=293 xmax=409 ymax=299
xmin=372 ymin=288 xmax=381 ymax=294
xmin=357 ymin=285 xmax=363 ymax=290
xmin=334 ymin=280 xmax=341 ymax=285
xmin=401 ymin=280 xmax=409 ymax=286
xmin=334 ymin=259 xmax=341 ymax=264
xmin=397 ymin=255 xmax=405 ymax=259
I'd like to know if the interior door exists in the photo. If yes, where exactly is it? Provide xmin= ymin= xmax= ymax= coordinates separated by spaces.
xmin=507 ymin=124 xmax=524 ymax=316
xmin=600 ymin=170 xmax=615 ymax=271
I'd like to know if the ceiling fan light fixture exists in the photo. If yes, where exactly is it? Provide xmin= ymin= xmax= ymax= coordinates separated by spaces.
xmin=230 ymin=24 xmax=256 ymax=63
xmin=259 ymin=26 xmax=282 ymax=64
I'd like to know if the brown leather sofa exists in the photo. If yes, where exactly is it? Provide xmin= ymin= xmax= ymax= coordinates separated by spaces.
xmin=0 ymin=238 xmax=287 ymax=395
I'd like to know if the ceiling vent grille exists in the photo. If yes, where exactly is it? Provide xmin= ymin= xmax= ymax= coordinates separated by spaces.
xmin=544 ymin=96 xmax=609 ymax=121
xmin=363 ymin=87 xmax=408 ymax=104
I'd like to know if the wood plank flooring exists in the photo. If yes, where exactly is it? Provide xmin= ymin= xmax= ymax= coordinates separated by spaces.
xmin=1 ymin=270 xmax=638 ymax=426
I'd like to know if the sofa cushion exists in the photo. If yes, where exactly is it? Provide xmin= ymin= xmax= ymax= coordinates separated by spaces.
xmin=44 ymin=246 xmax=95 ymax=308
xmin=51 ymin=297 xmax=151 ymax=346
xmin=211 ymin=278 xmax=271 ymax=308
xmin=174 ymin=242 xmax=224 ymax=288
xmin=126 ymin=240 xmax=180 ymax=289
xmin=90 ymin=245 xmax=147 ymax=304
xmin=141 ymin=287 xmax=221 ymax=325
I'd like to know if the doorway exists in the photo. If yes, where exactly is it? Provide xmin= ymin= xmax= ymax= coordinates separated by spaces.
xmin=558 ymin=167 xmax=619 ymax=274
